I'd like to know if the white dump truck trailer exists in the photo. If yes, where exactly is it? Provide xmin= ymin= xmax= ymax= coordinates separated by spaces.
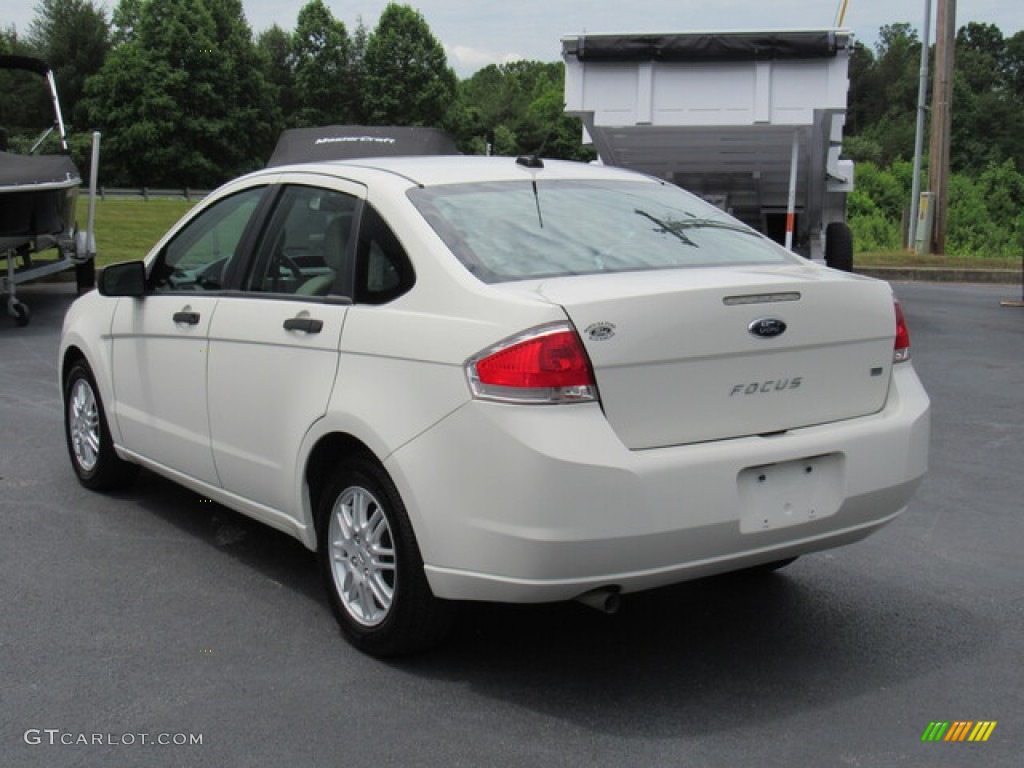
xmin=562 ymin=29 xmax=856 ymax=270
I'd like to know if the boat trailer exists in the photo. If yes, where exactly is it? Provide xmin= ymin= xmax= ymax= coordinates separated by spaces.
xmin=1 ymin=55 xmax=98 ymax=326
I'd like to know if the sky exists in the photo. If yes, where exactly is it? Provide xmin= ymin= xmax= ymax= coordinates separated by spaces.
xmin=5 ymin=0 xmax=1020 ymax=77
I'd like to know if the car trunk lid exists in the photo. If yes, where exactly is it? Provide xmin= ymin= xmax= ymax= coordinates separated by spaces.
xmin=533 ymin=266 xmax=896 ymax=450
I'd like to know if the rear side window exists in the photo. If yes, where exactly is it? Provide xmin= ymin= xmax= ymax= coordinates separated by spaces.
xmin=409 ymin=180 xmax=796 ymax=283
xmin=354 ymin=204 xmax=414 ymax=304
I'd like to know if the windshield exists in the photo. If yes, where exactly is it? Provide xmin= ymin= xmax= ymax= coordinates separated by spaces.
xmin=408 ymin=179 xmax=796 ymax=283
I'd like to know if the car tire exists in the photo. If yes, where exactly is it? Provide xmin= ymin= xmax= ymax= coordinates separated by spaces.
xmin=317 ymin=455 xmax=455 ymax=656
xmin=824 ymin=222 xmax=854 ymax=272
xmin=64 ymin=360 xmax=139 ymax=490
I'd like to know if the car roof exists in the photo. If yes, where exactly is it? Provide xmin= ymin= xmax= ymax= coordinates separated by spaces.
xmin=260 ymin=155 xmax=659 ymax=189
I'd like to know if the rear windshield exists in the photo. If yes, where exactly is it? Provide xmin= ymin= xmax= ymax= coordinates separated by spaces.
xmin=408 ymin=179 xmax=795 ymax=283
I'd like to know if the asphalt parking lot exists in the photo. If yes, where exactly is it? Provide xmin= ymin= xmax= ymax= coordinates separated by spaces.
xmin=1 ymin=279 xmax=1021 ymax=767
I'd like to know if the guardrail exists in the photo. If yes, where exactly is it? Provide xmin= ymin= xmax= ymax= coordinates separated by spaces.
xmin=83 ymin=187 xmax=212 ymax=201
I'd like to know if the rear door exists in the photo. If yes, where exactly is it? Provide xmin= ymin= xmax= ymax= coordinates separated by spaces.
xmin=205 ymin=179 xmax=364 ymax=514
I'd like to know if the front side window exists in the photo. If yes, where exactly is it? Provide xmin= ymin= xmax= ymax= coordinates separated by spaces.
xmin=409 ymin=180 xmax=798 ymax=283
xmin=151 ymin=187 xmax=265 ymax=292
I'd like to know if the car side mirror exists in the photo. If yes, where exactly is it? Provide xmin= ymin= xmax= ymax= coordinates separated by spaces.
xmin=98 ymin=261 xmax=147 ymax=297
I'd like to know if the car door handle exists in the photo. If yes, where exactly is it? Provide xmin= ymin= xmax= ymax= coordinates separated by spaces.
xmin=173 ymin=311 xmax=201 ymax=325
xmin=283 ymin=317 xmax=323 ymax=334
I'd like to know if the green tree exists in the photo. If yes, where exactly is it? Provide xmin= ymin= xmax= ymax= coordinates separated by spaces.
xmin=362 ymin=3 xmax=456 ymax=126
xmin=451 ymin=60 xmax=593 ymax=160
xmin=956 ymin=22 xmax=1005 ymax=93
xmin=951 ymin=23 xmax=1022 ymax=173
xmin=460 ymin=61 xmax=533 ymax=123
xmin=1 ymin=26 xmax=19 ymax=53
xmin=946 ymin=173 xmax=999 ymax=256
xmin=1005 ymin=30 xmax=1024 ymax=104
xmin=845 ymin=21 xmax=1024 ymax=174
xmin=83 ymin=0 xmax=277 ymax=186
xmin=291 ymin=0 xmax=353 ymax=126
xmin=857 ymin=24 xmax=922 ymax=165
xmin=846 ymin=161 xmax=907 ymax=251
xmin=874 ymin=23 xmax=922 ymax=111
xmin=347 ymin=17 xmax=369 ymax=123
xmin=27 ymin=0 xmax=111 ymax=126
xmin=840 ymin=134 xmax=884 ymax=165
xmin=206 ymin=0 xmax=280 ymax=169
xmin=0 ymin=26 xmax=51 ymax=138
xmin=967 ymin=159 xmax=1024 ymax=256
xmin=110 ymin=0 xmax=143 ymax=43
xmin=256 ymin=24 xmax=297 ymax=124
xmin=845 ymin=41 xmax=878 ymax=136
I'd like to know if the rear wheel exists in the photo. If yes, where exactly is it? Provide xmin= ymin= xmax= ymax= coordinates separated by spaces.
xmin=317 ymin=455 xmax=454 ymax=656
xmin=64 ymin=360 xmax=138 ymax=490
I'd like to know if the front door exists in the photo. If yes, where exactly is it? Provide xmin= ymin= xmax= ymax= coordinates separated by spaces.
xmin=110 ymin=185 xmax=267 ymax=485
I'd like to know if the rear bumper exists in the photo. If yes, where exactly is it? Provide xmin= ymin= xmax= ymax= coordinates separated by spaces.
xmin=388 ymin=363 xmax=930 ymax=603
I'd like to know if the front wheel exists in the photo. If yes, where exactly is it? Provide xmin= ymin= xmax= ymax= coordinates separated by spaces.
xmin=64 ymin=360 xmax=139 ymax=490
xmin=317 ymin=456 xmax=454 ymax=656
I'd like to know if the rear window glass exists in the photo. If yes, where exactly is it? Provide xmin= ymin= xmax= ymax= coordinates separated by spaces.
xmin=408 ymin=180 xmax=795 ymax=283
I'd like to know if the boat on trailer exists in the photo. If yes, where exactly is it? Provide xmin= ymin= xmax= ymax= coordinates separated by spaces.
xmin=1 ymin=54 xmax=96 ymax=326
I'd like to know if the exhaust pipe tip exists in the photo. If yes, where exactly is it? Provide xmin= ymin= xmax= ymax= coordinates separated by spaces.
xmin=575 ymin=587 xmax=621 ymax=615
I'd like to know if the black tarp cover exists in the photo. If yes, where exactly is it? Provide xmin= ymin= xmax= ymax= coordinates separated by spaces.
xmin=0 ymin=151 xmax=79 ymax=188
xmin=267 ymin=126 xmax=458 ymax=168
xmin=563 ymin=31 xmax=845 ymax=62
xmin=0 ymin=55 xmax=52 ymax=76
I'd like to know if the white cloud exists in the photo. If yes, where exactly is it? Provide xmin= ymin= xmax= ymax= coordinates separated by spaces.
xmin=447 ymin=44 xmax=525 ymax=76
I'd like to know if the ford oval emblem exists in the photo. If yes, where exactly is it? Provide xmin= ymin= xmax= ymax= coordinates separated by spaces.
xmin=748 ymin=318 xmax=787 ymax=339
xmin=585 ymin=322 xmax=616 ymax=341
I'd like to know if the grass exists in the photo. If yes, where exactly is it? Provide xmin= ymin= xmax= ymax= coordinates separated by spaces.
xmin=854 ymin=250 xmax=1020 ymax=270
xmin=85 ymin=196 xmax=197 ymax=267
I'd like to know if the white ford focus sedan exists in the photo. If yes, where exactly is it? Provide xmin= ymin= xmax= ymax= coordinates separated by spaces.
xmin=60 ymin=154 xmax=930 ymax=655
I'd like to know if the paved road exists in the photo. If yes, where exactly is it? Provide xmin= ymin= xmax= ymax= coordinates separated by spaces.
xmin=1 ymin=281 xmax=1021 ymax=767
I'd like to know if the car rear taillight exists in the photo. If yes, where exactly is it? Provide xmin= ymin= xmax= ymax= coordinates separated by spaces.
xmin=467 ymin=323 xmax=598 ymax=404
xmin=894 ymin=300 xmax=911 ymax=363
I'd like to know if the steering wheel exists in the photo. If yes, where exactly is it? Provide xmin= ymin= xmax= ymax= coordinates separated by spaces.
xmin=270 ymin=252 xmax=304 ymax=291
xmin=195 ymin=257 xmax=228 ymax=289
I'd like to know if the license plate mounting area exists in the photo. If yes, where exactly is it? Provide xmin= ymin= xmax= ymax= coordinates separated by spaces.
xmin=737 ymin=453 xmax=843 ymax=534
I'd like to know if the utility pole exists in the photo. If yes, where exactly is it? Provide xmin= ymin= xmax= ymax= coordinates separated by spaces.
xmin=927 ymin=0 xmax=956 ymax=255
xmin=908 ymin=0 xmax=931 ymax=250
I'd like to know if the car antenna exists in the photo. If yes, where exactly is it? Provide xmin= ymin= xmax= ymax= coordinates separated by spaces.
xmin=516 ymin=154 xmax=544 ymax=169
xmin=516 ymin=156 xmax=545 ymax=229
